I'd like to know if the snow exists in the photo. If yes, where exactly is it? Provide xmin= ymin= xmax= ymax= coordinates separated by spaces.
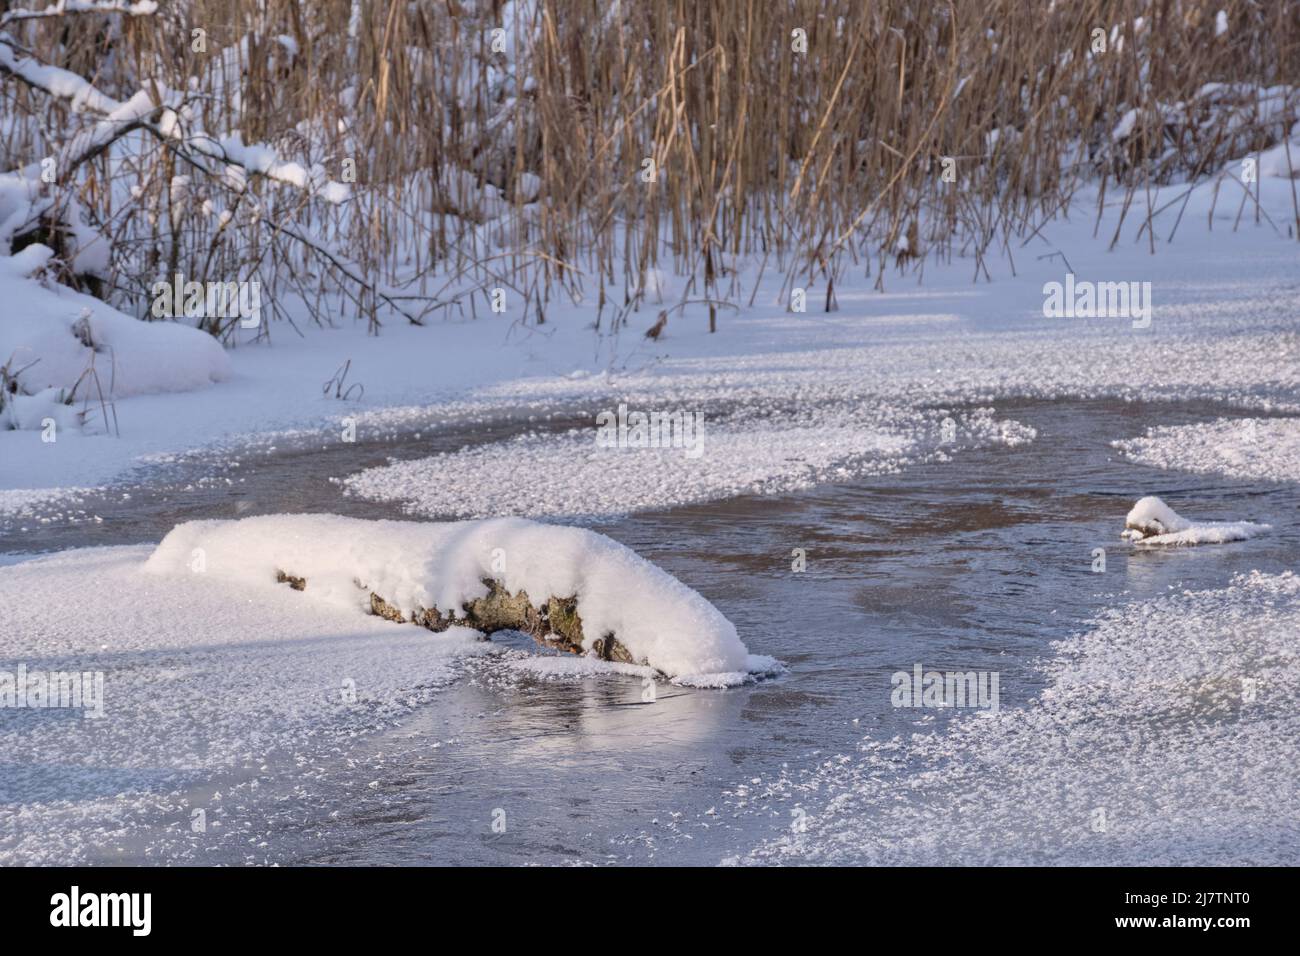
xmin=1115 ymin=417 xmax=1300 ymax=484
xmin=506 ymin=654 xmax=655 ymax=683
xmin=2 ymin=1 xmax=159 ymax=21
xmin=143 ymin=514 xmax=766 ymax=681
xmin=1120 ymin=494 xmax=1270 ymax=546
xmin=1129 ymin=521 xmax=1270 ymax=547
xmin=344 ymin=408 xmax=1033 ymax=520
xmin=730 ymin=571 xmax=1300 ymax=866
xmin=0 ymin=248 xmax=230 ymax=431
xmin=0 ymin=35 xmax=123 ymax=114
xmin=0 ymin=485 xmax=95 ymax=517
xmin=0 ymin=510 xmax=769 ymax=862
xmin=3 ymin=7 xmax=1297 ymax=868
xmin=498 ymin=650 xmax=775 ymax=689
xmin=3 ymin=178 xmax=1299 ymax=503
xmin=1121 ymin=494 xmax=1190 ymax=536
xmin=202 ymin=132 xmax=350 ymax=205
xmin=1111 ymin=108 xmax=1139 ymax=141
xmin=1254 ymin=138 xmax=1300 ymax=180
xmin=0 ymin=173 xmax=43 ymax=250
xmin=0 ymin=543 xmax=490 ymax=865
xmin=0 ymin=511 xmax=769 ymax=862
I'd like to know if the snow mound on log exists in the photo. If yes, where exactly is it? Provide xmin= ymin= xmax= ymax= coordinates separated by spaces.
xmin=143 ymin=514 xmax=771 ymax=683
xmin=1120 ymin=495 xmax=1270 ymax=546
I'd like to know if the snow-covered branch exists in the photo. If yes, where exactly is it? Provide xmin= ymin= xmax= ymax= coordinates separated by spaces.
xmin=0 ymin=35 xmax=350 ymax=204
xmin=0 ymin=33 xmax=124 ymax=114
xmin=0 ymin=0 xmax=158 ymax=30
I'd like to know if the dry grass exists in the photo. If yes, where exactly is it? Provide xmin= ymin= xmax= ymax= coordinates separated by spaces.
xmin=3 ymin=0 xmax=1298 ymax=331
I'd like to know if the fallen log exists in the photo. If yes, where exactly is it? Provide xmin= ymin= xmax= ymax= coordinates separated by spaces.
xmin=148 ymin=515 xmax=758 ymax=682
xmin=276 ymin=569 xmax=638 ymax=665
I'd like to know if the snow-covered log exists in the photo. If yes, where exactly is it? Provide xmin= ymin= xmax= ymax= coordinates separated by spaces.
xmin=144 ymin=515 xmax=774 ymax=684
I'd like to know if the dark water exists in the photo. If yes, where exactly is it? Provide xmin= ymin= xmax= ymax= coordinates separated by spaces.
xmin=5 ymin=398 xmax=1298 ymax=865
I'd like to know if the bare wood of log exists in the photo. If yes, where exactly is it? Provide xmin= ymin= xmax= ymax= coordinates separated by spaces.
xmin=275 ymin=570 xmax=640 ymax=667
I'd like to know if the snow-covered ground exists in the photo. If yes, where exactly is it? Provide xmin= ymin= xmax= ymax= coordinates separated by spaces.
xmin=3 ymin=177 xmax=1299 ymax=505
xmin=0 ymin=544 xmax=492 ymax=865
xmin=0 ymin=245 xmax=229 ymax=436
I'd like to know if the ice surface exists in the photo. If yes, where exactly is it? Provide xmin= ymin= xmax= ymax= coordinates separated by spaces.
xmin=0 ymin=486 xmax=95 ymax=517
xmin=343 ymin=408 xmax=1033 ymax=519
xmin=728 ymin=571 xmax=1300 ymax=866
xmin=1115 ymin=417 xmax=1300 ymax=484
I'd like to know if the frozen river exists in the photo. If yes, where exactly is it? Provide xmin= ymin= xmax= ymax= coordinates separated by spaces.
xmin=2 ymin=397 xmax=1297 ymax=865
